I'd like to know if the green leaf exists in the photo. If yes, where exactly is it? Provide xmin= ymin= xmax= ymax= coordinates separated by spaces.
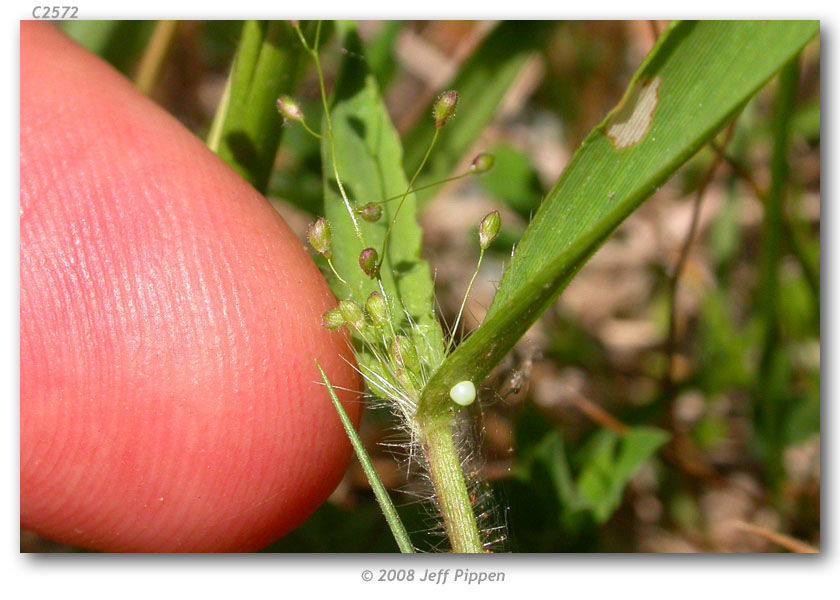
xmin=519 ymin=425 xmax=669 ymax=525
xmin=316 ymin=362 xmax=414 ymax=553
xmin=365 ymin=20 xmax=403 ymax=89
xmin=402 ymin=20 xmax=554 ymax=206
xmin=523 ymin=430 xmax=582 ymax=512
xmin=576 ymin=427 xmax=670 ymax=523
xmin=509 ymin=428 xmax=597 ymax=549
xmin=755 ymin=58 xmax=803 ymax=489
xmin=321 ymin=27 xmax=446 ymax=394
xmin=207 ymin=20 xmax=306 ymax=193
xmin=697 ymin=287 xmax=762 ymax=391
xmin=61 ymin=20 xmax=156 ymax=75
xmin=418 ymin=20 xmax=819 ymax=418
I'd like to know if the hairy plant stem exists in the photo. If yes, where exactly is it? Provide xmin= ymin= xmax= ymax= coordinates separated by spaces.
xmin=419 ymin=412 xmax=484 ymax=553
xmin=297 ymin=21 xmax=484 ymax=554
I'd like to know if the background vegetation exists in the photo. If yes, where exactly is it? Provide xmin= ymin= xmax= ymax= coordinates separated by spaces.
xmin=22 ymin=20 xmax=820 ymax=553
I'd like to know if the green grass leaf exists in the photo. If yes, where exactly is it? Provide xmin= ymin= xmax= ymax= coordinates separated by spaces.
xmin=365 ymin=20 xmax=403 ymax=89
xmin=207 ymin=20 xmax=306 ymax=193
xmin=321 ymin=27 xmax=446 ymax=390
xmin=418 ymin=20 xmax=819 ymax=418
xmin=316 ymin=362 xmax=414 ymax=553
xmin=755 ymin=58 xmax=806 ymax=489
xmin=402 ymin=21 xmax=554 ymax=206
xmin=576 ymin=427 xmax=670 ymax=523
xmin=514 ymin=423 xmax=668 ymax=532
xmin=523 ymin=430 xmax=582 ymax=512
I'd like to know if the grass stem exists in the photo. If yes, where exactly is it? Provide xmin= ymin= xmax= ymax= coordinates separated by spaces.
xmin=449 ymin=248 xmax=484 ymax=351
xmin=420 ymin=413 xmax=484 ymax=553
xmin=134 ymin=20 xmax=177 ymax=96
xmin=317 ymin=361 xmax=414 ymax=553
xmin=755 ymin=57 xmax=801 ymax=490
xmin=295 ymin=21 xmax=365 ymax=244
xmin=375 ymin=171 xmax=471 ymax=205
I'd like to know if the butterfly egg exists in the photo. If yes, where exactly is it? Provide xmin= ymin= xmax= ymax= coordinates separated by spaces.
xmin=449 ymin=380 xmax=476 ymax=407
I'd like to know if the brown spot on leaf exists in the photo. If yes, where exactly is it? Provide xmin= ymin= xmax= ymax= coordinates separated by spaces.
xmin=606 ymin=76 xmax=661 ymax=149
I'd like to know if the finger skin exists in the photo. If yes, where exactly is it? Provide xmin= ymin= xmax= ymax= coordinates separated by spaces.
xmin=20 ymin=21 xmax=360 ymax=552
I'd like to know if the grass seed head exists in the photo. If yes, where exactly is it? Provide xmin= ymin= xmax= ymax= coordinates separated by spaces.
xmin=433 ymin=90 xmax=458 ymax=129
xmin=392 ymin=335 xmax=420 ymax=373
xmin=359 ymin=247 xmax=379 ymax=278
xmin=306 ymin=217 xmax=332 ymax=258
xmin=365 ymin=291 xmax=388 ymax=327
xmin=478 ymin=211 xmax=501 ymax=251
xmin=338 ymin=299 xmax=365 ymax=331
xmin=276 ymin=95 xmax=304 ymax=123
xmin=358 ymin=202 xmax=383 ymax=222
xmin=321 ymin=307 xmax=345 ymax=330
xmin=469 ymin=152 xmax=496 ymax=175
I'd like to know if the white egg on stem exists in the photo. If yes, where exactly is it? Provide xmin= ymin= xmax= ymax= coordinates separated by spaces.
xmin=449 ymin=380 xmax=476 ymax=406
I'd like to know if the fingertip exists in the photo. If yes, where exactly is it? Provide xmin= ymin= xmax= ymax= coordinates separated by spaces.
xmin=20 ymin=21 xmax=361 ymax=552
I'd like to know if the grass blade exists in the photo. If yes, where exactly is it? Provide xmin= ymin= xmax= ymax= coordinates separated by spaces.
xmin=576 ymin=427 xmax=670 ymax=523
xmin=316 ymin=361 xmax=414 ymax=553
xmin=365 ymin=20 xmax=403 ymax=89
xmin=322 ymin=26 xmax=446 ymax=372
xmin=207 ymin=20 xmax=306 ymax=193
xmin=418 ymin=20 xmax=819 ymax=417
xmin=754 ymin=58 xmax=802 ymax=489
xmin=134 ymin=20 xmax=178 ymax=95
